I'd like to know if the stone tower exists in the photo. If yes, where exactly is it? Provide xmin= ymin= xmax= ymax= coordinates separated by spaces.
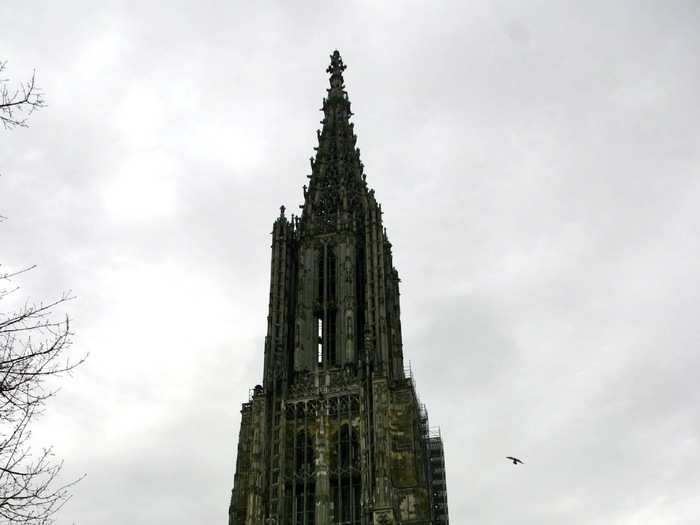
xmin=228 ymin=51 xmax=449 ymax=525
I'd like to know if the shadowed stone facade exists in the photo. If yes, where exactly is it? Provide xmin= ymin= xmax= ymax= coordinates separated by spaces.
xmin=228 ymin=51 xmax=449 ymax=525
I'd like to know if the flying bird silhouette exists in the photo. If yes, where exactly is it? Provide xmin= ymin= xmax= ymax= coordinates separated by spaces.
xmin=506 ymin=456 xmax=524 ymax=465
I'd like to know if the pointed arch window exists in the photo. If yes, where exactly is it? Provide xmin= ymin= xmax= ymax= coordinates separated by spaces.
xmin=317 ymin=243 xmax=338 ymax=367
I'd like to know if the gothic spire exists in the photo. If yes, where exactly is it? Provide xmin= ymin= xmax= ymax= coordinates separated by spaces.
xmin=302 ymin=50 xmax=368 ymax=232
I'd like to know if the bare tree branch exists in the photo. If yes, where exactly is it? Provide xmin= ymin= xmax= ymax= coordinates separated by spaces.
xmin=0 ymin=62 xmax=45 ymax=130
xmin=0 ymin=272 xmax=86 ymax=524
xmin=1 ymin=60 xmax=83 ymax=523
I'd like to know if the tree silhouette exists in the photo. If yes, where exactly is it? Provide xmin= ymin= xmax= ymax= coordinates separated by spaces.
xmin=1 ymin=60 xmax=85 ymax=524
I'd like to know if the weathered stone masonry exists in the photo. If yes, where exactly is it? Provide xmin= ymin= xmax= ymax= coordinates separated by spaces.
xmin=229 ymin=51 xmax=449 ymax=525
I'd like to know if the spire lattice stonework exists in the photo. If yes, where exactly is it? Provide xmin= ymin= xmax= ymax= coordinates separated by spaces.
xmin=228 ymin=51 xmax=449 ymax=525
xmin=304 ymin=50 xmax=367 ymax=234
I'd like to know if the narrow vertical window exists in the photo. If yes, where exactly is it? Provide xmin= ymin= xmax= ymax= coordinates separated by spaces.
xmin=317 ymin=243 xmax=337 ymax=368
xmin=328 ymin=246 xmax=336 ymax=302
xmin=318 ymin=250 xmax=325 ymax=304
xmin=329 ymin=313 xmax=336 ymax=366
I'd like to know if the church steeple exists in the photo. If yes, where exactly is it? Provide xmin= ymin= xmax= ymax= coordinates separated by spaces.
xmin=229 ymin=51 xmax=449 ymax=525
xmin=288 ymin=50 xmax=405 ymax=380
xmin=303 ymin=50 xmax=367 ymax=233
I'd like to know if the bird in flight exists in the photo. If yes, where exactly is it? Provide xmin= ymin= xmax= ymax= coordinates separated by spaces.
xmin=506 ymin=456 xmax=524 ymax=465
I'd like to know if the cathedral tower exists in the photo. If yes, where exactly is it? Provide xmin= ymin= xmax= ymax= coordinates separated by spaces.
xmin=229 ymin=51 xmax=449 ymax=525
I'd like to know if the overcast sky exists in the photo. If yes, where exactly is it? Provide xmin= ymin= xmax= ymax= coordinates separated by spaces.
xmin=2 ymin=1 xmax=700 ymax=523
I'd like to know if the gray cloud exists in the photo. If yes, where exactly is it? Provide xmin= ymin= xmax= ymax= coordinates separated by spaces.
xmin=2 ymin=1 xmax=699 ymax=523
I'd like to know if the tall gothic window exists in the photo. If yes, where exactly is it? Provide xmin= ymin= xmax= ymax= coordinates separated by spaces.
xmin=330 ymin=423 xmax=360 ymax=524
xmin=294 ymin=430 xmax=315 ymax=525
xmin=317 ymin=244 xmax=337 ymax=367
xmin=317 ymin=319 xmax=323 ymax=364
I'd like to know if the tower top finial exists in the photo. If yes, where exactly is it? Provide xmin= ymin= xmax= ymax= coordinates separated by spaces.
xmin=326 ymin=50 xmax=346 ymax=77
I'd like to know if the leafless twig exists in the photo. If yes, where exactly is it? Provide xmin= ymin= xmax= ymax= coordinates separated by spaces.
xmin=0 ymin=62 xmax=45 ymax=130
